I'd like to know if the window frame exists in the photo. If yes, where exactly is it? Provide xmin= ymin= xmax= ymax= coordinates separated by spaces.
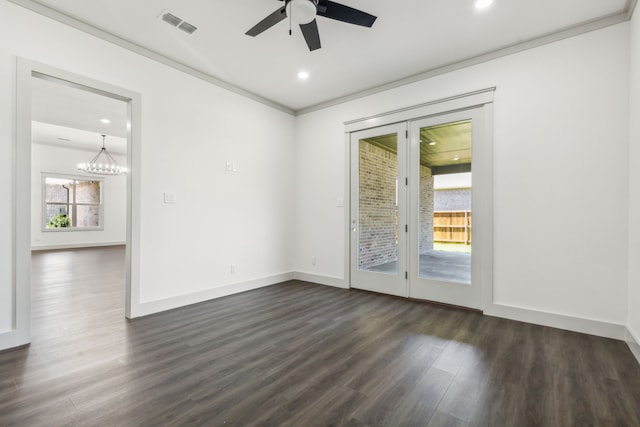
xmin=41 ymin=172 xmax=104 ymax=232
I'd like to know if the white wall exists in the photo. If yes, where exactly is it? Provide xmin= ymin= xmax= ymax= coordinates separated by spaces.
xmin=0 ymin=1 xmax=295 ymax=335
xmin=295 ymin=23 xmax=631 ymax=326
xmin=31 ymin=143 xmax=126 ymax=249
xmin=629 ymin=8 xmax=640 ymax=343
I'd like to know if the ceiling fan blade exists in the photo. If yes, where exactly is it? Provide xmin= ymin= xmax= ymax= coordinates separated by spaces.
xmin=245 ymin=6 xmax=287 ymax=37
xmin=300 ymin=19 xmax=321 ymax=51
xmin=316 ymin=0 xmax=377 ymax=27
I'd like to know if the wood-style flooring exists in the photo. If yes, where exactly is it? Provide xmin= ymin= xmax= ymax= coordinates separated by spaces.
xmin=1 ymin=246 xmax=640 ymax=426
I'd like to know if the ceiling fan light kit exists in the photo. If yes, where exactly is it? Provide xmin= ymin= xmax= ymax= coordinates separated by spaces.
xmin=287 ymin=0 xmax=317 ymax=24
xmin=245 ymin=0 xmax=377 ymax=51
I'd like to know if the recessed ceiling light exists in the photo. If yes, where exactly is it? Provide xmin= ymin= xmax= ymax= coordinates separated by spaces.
xmin=453 ymin=157 xmax=460 ymax=161
xmin=100 ymin=118 xmax=111 ymax=124
xmin=475 ymin=0 xmax=493 ymax=9
xmin=297 ymin=71 xmax=310 ymax=80
xmin=428 ymin=141 xmax=437 ymax=146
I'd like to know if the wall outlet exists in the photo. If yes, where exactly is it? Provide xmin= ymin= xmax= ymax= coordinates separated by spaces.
xmin=231 ymin=264 xmax=237 ymax=274
xmin=311 ymin=256 xmax=316 ymax=266
xmin=163 ymin=192 xmax=177 ymax=204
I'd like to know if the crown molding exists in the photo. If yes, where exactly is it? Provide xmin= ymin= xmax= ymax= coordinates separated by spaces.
xmin=7 ymin=0 xmax=635 ymax=116
xmin=296 ymin=10 xmax=632 ymax=115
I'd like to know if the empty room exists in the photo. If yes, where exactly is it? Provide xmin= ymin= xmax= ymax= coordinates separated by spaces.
xmin=1 ymin=0 xmax=640 ymax=425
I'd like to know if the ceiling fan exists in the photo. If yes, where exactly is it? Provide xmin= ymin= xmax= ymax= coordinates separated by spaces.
xmin=245 ymin=0 xmax=377 ymax=51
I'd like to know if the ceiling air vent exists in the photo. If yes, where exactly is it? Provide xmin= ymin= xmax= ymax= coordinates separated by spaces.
xmin=159 ymin=10 xmax=198 ymax=35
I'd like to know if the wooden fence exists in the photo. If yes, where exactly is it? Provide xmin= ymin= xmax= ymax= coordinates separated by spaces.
xmin=434 ymin=211 xmax=472 ymax=244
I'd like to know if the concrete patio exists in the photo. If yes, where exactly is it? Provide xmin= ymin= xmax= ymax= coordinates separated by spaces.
xmin=364 ymin=250 xmax=471 ymax=284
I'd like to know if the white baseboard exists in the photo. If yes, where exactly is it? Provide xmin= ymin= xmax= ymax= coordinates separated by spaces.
xmin=293 ymin=275 xmax=628 ymax=342
xmin=0 ymin=329 xmax=30 ymax=352
xmin=31 ymin=241 xmax=126 ymax=251
xmin=293 ymin=271 xmax=348 ymax=289
xmin=627 ymin=326 xmax=640 ymax=365
xmin=485 ymin=302 xmax=627 ymax=340
xmin=132 ymin=272 xmax=295 ymax=318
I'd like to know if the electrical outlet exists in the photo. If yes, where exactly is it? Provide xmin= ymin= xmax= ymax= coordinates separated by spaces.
xmin=311 ymin=256 xmax=316 ymax=266
xmin=164 ymin=192 xmax=177 ymax=204
xmin=231 ymin=264 xmax=237 ymax=274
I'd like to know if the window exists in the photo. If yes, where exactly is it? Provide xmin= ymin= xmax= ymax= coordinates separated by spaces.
xmin=43 ymin=174 xmax=103 ymax=230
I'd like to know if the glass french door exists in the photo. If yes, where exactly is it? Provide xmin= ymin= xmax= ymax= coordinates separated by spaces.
xmin=408 ymin=108 xmax=483 ymax=309
xmin=350 ymin=123 xmax=408 ymax=297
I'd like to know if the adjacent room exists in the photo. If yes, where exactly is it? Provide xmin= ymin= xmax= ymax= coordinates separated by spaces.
xmin=1 ymin=0 xmax=640 ymax=425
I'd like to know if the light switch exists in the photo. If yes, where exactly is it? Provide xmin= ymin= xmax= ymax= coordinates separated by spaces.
xmin=164 ymin=192 xmax=177 ymax=204
xmin=225 ymin=161 xmax=233 ymax=171
xmin=336 ymin=197 xmax=344 ymax=207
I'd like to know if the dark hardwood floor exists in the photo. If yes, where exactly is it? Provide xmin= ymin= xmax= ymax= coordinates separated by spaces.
xmin=1 ymin=246 xmax=640 ymax=426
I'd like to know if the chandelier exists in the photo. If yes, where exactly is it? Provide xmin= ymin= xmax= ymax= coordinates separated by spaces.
xmin=77 ymin=134 xmax=127 ymax=175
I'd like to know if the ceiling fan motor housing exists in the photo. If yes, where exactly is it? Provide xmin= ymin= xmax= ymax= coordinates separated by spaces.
xmin=286 ymin=0 xmax=319 ymax=24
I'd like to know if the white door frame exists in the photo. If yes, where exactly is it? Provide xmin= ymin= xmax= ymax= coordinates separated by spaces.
xmin=1 ymin=58 xmax=142 ymax=350
xmin=349 ymin=123 xmax=408 ymax=297
xmin=345 ymin=88 xmax=494 ymax=311
xmin=408 ymin=107 xmax=487 ymax=309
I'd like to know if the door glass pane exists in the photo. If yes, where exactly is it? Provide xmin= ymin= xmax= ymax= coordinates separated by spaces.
xmin=419 ymin=120 xmax=472 ymax=284
xmin=358 ymin=133 xmax=398 ymax=275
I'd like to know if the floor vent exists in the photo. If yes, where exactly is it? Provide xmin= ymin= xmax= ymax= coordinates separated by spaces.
xmin=159 ymin=10 xmax=198 ymax=35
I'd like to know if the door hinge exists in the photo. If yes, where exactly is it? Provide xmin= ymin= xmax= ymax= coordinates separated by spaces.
xmin=405 ymin=224 xmax=408 ymax=233
xmin=405 ymin=130 xmax=408 ymax=138
xmin=405 ymin=271 xmax=408 ymax=279
xmin=405 ymin=177 xmax=408 ymax=186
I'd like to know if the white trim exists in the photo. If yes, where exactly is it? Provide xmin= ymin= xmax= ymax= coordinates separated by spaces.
xmin=133 ymin=273 xmax=295 ymax=317
xmin=298 ymin=12 xmax=629 ymax=115
xmin=628 ymin=0 xmax=638 ymax=20
xmin=344 ymin=133 xmax=351 ymax=290
xmin=344 ymin=88 xmax=496 ymax=133
xmin=485 ymin=302 xmax=627 ymax=340
xmin=627 ymin=326 xmax=640 ymax=365
xmin=480 ymin=103 xmax=495 ymax=312
xmin=294 ymin=272 xmax=348 ymax=289
xmin=4 ymin=58 xmax=142 ymax=352
xmin=31 ymin=241 xmax=125 ymax=251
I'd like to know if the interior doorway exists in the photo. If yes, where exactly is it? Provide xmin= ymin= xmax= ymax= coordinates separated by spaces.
xmin=29 ymin=73 xmax=129 ymax=341
xmin=9 ymin=59 xmax=142 ymax=349
xmin=348 ymin=94 xmax=493 ymax=311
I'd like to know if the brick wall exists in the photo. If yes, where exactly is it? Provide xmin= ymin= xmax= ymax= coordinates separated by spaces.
xmin=434 ymin=188 xmax=472 ymax=211
xmin=358 ymin=141 xmax=398 ymax=269
xmin=419 ymin=165 xmax=434 ymax=254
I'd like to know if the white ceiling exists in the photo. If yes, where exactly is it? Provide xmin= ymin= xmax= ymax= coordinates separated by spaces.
xmin=31 ymin=76 xmax=128 ymax=154
xmin=17 ymin=0 xmax=633 ymax=114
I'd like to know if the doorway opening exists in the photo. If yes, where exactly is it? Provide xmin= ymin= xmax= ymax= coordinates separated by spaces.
xmin=30 ymin=74 xmax=129 ymax=342
xmin=9 ymin=59 xmax=142 ymax=350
